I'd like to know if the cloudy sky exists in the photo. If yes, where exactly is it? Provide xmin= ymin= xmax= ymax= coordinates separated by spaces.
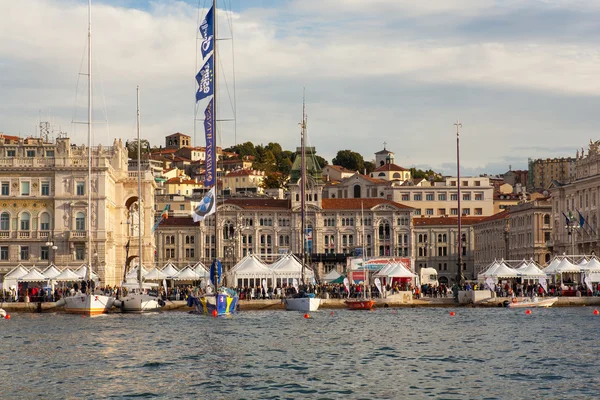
xmin=2 ymin=0 xmax=600 ymax=175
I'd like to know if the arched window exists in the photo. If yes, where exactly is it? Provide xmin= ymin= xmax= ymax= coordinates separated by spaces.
xmin=393 ymin=173 xmax=401 ymax=179
xmin=296 ymin=194 xmax=299 ymax=202
xmin=418 ymin=234 xmax=423 ymax=243
xmin=40 ymin=212 xmax=50 ymax=231
xmin=353 ymin=185 xmax=361 ymax=198
xmin=543 ymin=214 xmax=550 ymax=225
xmin=378 ymin=222 xmax=390 ymax=240
xmin=20 ymin=212 xmax=31 ymax=230
xmin=0 ymin=212 xmax=9 ymax=230
xmin=167 ymin=236 xmax=171 ymax=245
xmin=438 ymin=234 xmax=442 ymax=242
xmin=75 ymin=212 xmax=85 ymax=231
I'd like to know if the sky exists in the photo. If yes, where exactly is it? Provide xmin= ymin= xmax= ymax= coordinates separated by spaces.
xmin=2 ymin=0 xmax=600 ymax=176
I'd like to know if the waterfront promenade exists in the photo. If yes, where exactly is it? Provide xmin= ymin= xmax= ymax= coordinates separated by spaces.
xmin=3 ymin=295 xmax=600 ymax=313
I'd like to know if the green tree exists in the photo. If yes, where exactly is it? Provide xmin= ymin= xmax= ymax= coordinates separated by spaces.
xmin=332 ymin=150 xmax=364 ymax=172
xmin=364 ymin=161 xmax=376 ymax=174
xmin=314 ymin=155 xmax=328 ymax=169
xmin=262 ymin=172 xmax=286 ymax=189
xmin=126 ymin=139 xmax=151 ymax=159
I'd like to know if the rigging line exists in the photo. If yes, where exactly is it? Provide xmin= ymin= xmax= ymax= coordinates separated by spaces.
xmin=71 ymin=36 xmax=89 ymax=135
xmin=227 ymin=0 xmax=238 ymax=147
xmin=93 ymin=55 xmax=111 ymax=144
xmin=217 ymin=54 xmax=235 ymax=120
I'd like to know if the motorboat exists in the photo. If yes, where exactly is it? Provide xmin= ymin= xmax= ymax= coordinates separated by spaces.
xmin=284 ymin=294 xmax=320 ymax=312
xmin=58 ymin=292 xmax=115 ymax=316
xmin=507 ymin=296 xmax=558 ymax=308
xmin=345 ymin=299 xmax=376 ymax=310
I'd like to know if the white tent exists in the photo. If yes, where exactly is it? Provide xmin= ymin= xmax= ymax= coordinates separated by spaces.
xmin=144 ymin=267 xmax=167 ymax=280
xmin=322 ymin=269 xmax=342 ymax=282
xmin=374 ymin=262 xmax=415 ymax=278
xmin=555 ymin=258 xmax=580 ymax=274
xmin=269 ymin=254 xmax=315 ymax=280
xmin=481 ymin=260 xmax=519 ymax=278
xmin=126 ymin=265 xmax=149 ymax=281
xmin=161 ymin=261 xmax=180 ymax=278
xmin=515 ymin=261 xmax=546 ymax=278
xmin=42 ymin=265 xmax=61 ymax=280
xmin=576 ymin=257 xmax=590 ymax=266
xmin=543 ymin=257 xmax=563 ymax=274
xmin=581 ymin=257 xmax=600 ymax=273
xmin=74 ymin=265 xmax=99 ymax=281
xmin=19 ymin=269 xmax=49 ymax=282
xmin=2 ymin=264 xmax=29 ymax=290
xmin=54 ymin=269 xmax=81 ymax=282
xmin=230 ymin=254 xmax=272 ymax=287
xmin=192 ymin=261 xmax=209 ymax=277
xmin=173 ymin=267 xmax=202 ymax=281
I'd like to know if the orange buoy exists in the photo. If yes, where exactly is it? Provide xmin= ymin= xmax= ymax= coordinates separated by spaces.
xmin=81 ymin=315 xmax=86 ymax=318
xmin=5 ymin=314 xmax=10 ymax=320
xmin=304 ymin=313 xmax=310 ymax=319
xmin=525 ymin=310 xmax=532 ymax=315
xmin=212 ymin=310 xmax=218 ymax=317
xmin=330 ymin=311 xmax=334 ymax=316
xmin=449 ymin=311 xmax=455 ymax=316
xmin=594 ymin=309 xmax=599 ymax=315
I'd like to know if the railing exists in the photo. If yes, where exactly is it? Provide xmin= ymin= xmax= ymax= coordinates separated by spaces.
xmin=0 ymin=231 xmax=9 ymax=239
xmin=70 ymin=231 xmax=87 ymax=239
xmin=0 ymin=158 xmax=56 ymax=168
xmin=19 ymin=231 xmax=30 ymax=239
xmin=39 ymin=231 xmax=49 ymax=239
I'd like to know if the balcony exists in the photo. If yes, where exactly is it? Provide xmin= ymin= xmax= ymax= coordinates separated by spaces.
xmin=0 ymin=231 xmax=9 ymax=239
xmin=19 ymin=231 xmax=30 ymax=239
xmin=69 ymin=231 xmax=87 ymax=241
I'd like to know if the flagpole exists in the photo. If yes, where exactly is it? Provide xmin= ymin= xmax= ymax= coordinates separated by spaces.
xmin=212 ymin=0 xmax=219 ymax=292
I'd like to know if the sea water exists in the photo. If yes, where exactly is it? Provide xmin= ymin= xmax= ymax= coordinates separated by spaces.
xmin=1 ymin=307 xmax=600 ymax=399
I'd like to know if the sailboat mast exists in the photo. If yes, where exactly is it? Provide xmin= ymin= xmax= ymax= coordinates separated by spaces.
xmin=300 ymin=92 xmax=306 ymax=285
xmin=212 ymin=0 xmax=219 ymax=288
xmin=362 ymin=201 xmax=366 ymax=297
xmin=137 ymin=86 xmax=143 ymax=288
xmin=455 ymin=120 xmax=463 ymax=285
xmin=87 ymin=0 xmax=93 ymax=282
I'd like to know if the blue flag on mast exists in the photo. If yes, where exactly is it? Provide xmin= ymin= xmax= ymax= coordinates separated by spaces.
xmin=195 ymin=54 xmax=214 ymax=102
xmin=204 ymin=98 xmax=215 ymax=187
xmin=199 ymin=6 xmax=214 ymax=59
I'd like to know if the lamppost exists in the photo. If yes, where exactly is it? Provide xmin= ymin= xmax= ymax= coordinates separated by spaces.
xmin=503 ymin=221 xmax=510 ymax=260
xmin=565 ymin=216 xmax=579 ymax=256
xmin=455 ymin=119 xmax=464 ymax=285
xmin=45 ymin=239 xmax=58 ymax=265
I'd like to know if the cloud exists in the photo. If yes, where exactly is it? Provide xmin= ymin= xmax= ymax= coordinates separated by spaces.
xmin=1 ymin=0 xmax=600 ymax=176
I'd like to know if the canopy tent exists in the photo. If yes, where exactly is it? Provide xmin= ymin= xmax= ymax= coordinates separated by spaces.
xmin=480 ymin=260 xmax=519 ymax=279
xmin=230 ymin=254 xmax=272 ymax=288
xmin=192 ymin=261 xmax=209 ymax=277
xmin=19 ymin=269 xmax=49 ymax=282
xmin=555 ymin=258 xmax=580 ymax=274
xmin=270 ymin=253 xmax=315 ymax=279
xmin=330 ymin=275 xmax=346 ymax=284
xmin=161 ymin=261 xmax=180 ymax=278
xmin=53 ymin=268 xmax=81 ymax=282
xmin=173 ymin=267 xmax=202 ymax=281
xmin=126 ymin=265 xmax=149 ymax=281
xmin=543 ymin=257 xmax=563 ymax=274
xmin=581 ymin=257 xmax=600 ymax=273
xmin=74 ymin=265 xmax=99 ymax=281
xmin=42 ymin=265 xmax=61 ymax=279
xmin=515 ymin=260 xmax=547 ymax=278
xmin=576 ymin=257 xmax=590 ymax=266
xmin=374 ymin=262 xmax=415 ymax=278
xmin=144 ymin=267 xmax=167 ymax=280
xmin=2 ymin=264 xmax=29 ymax=290
xmin=322 ymin=269 xmax=342 ymax=282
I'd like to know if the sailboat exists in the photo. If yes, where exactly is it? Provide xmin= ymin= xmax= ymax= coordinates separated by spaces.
xmin=345 ymin=202 xmax=375 ymax=310
xmin=113 ymin=87 xmax=164 ymax=313
xmin=186 ymin=0 xmax=239 ymax=316
xmin=284 ymin=95 xmax=321 ymax=312
xmin=57 ymin=0 xmax=114 ymax=316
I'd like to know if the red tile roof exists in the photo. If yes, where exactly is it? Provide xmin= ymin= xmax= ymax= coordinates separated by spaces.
xmin=224 ymin=198 xmax=290 ymax=210
xmin=479 ymin=210 xmax=511 ymax=223
xmin=373 ymin=163 xmax=408 ymax=172
xmin=156 ymin=217 xmax=198 ymax=227
xmin=322 ymin=198 xmax=413 ymax=210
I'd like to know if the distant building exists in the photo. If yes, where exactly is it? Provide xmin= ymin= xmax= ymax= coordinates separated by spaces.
xmin=528 ymin=156 xmax=576 ymax=191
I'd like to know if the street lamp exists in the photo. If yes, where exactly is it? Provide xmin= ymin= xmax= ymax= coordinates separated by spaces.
xmin=565 ymin=216 xmax=580 ymax=256
xmin=45 ymin=240 xmax=58 ymax=265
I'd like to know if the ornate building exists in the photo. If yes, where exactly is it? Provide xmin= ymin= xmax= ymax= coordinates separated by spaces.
xmin=0 ymin=134 xmax=155 ymax=286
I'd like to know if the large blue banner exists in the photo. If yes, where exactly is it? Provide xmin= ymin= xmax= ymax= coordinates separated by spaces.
xmin=210 ymin=259 xmax=222 ymax=286
xmin=204 ymin=98 xmax=215 ymax=187
xmin=199 ymin=6 xmax=214 ymax=59
xmin=195 ymin=54 xmax=214 ymax=102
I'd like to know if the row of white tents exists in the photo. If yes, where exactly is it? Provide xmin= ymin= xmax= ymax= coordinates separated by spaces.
xmin=478 ymin=256 xmax=600 ymax=282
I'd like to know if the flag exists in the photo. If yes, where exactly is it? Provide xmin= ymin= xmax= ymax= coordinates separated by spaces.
xmin=485 ymin=277 xmax=495 ymax=292
xmin=343 ymin=277 xmax=350 ymax=296
xmin=563 ymin=212 xmax=570 ymax=227
xmin=292 ymin=278 xmax=299 ymax=294
xmin=577 ymin=210 xmax=585 ymax=228
xmin=162 ymin=279 xmax=168 ymax=295
xmin=199 ymin=6 xmax=214 ymax=59
xmin=125 ymin=239 xmax=130 ymax=254
xmin=538 ymin=276 xmax=547 ymax=293
xmin=374 ymin=277 xmax=382 ymax=295
xmin=192 ymin=187 xmax=216 ymax=222
xmin=195 ymin=55 xmax=214 ymax=102
xmin=584 ymin=274 xmax=593 ymax=295
xmin=151 ymin=205 xmax=170 ymax=232
xmin=204 ymin=99 xmax=215 ymax=187
xmin=262 ymin=279 xmax=267 ymax=291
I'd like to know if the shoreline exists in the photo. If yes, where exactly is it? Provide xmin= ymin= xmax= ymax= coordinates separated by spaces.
xmin=2 ymin=296 xmax=600 ymax=313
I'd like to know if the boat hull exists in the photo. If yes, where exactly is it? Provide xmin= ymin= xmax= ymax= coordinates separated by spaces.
xmin=188 ymin=293 xmax=239 ymax=316
xmin=285 ymin=297 xmax=321 ymax=312
xmin=116 ymin=293 xmax=164 ymax=313
xmin=507 ymin=297 xmax=558 ymax=308
xmin=62 ymin=294 xmax=114 ymax=316
xmin=345 ymin=299 xmax=376 ymax=310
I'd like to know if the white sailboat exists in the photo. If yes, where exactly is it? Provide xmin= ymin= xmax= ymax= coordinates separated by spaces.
xmin=114 ymin=87 xmax=164 ymax=313
xmin=58 ymin=0 xmax=114 ymax=315
xmin=284 ymin=95 xmax=320 ymax=312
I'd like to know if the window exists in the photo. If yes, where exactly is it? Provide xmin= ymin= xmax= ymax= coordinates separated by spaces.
xmin=425 ymin=193 xmax=434 ymax=201
xmin=26 ymin=150 xmax=35 ymax=157
xmin=41 ymin=182 xmax=50 ymax=196
xmin=474 ymin=193 xmax=483 ymax=201
xmin=414 ymin=194 xmax=422 ymax=201
xmin=438 ymin=208 xmax=446 ymax=215
xmin=21 ymin=182 xmax=30 ymax=196
xmin=0 ymin=213 xmax=9 ymax=230
xmin=450 ymin=194 xmax=458 ymax=201
xmin=401 ymin=194 xmax=409 ymax=201
xmin=426 ymin=209 xmax=433 ymax=215
xmin=1 ymin=182 xmax=8 ymax=196
xmin=75 ymin=245 xmax=85 ymax=260
xmin=180 ymin=205 xmax=185 ymax=211
xmin=46 ymin=150 xmax=55 ymax=157
xmin=462 ymin=208 xmax=470 ymax=215
xmin=21 ymin=246 xmax=30 ymax=260
xmin=414 ymin=209 xmax=421 ymax=216
xmin=0 ymin=246 xmax=7 ymax=260
xmin=41 ymin=246 xmax=49 ymax=260
xmin=438 ymin=193 xmax=446 ymax=201
xmin=474 ymin=208 xmax=483 ymax=215
xmin=40 ymin=213 xmax=50 ymax=230
xmin=75 ymin=212 xmax=85 ymax=231
xmin=463 ymin=194 xmax=471 ymax=201
xmin=450 ymin=208 xmax=458 ymax=215
xmin=76 ymin=182 xmax=85 ymax=196
xmin=20 ymin=212 xmax=30 ymax=230
xmin=7 ymin=150 xmax=15 ymax=157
